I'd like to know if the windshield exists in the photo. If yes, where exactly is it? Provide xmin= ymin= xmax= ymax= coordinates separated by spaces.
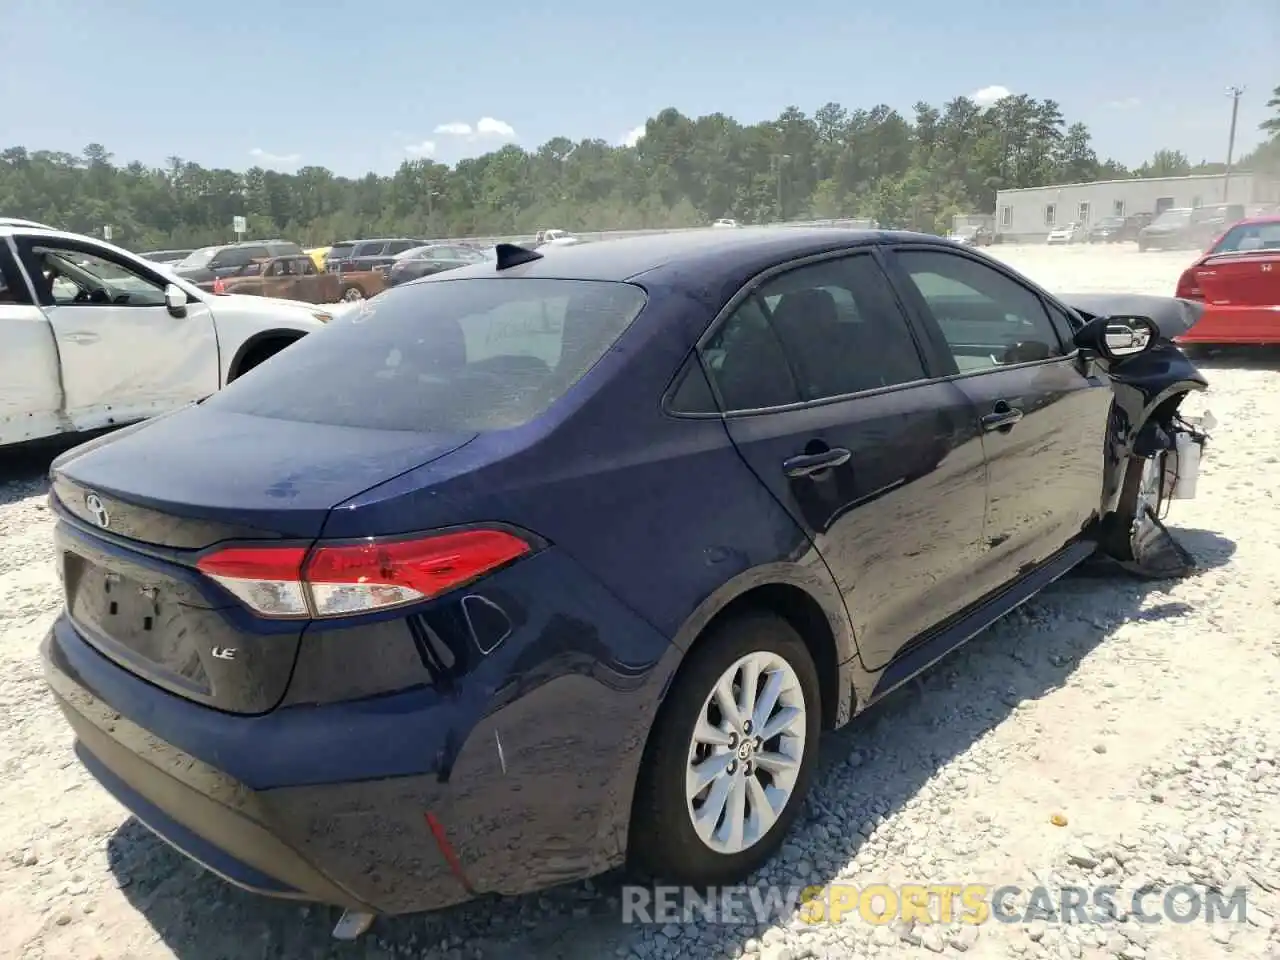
xmin=1152 ymin=210 xmax=1191 ymax=227
xmin=205 ymin=278 xmax=648 ymax=432
xmin=1213 ymin=222 xmax=1280 ymax=253
xmin=175 ymin=246 xmax=218 ymax=268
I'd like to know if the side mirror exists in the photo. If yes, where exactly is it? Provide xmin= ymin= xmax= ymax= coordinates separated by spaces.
xmin=1073 ymin=314 xmax=1159 ymax=361
xmin=164 ymin=283 xmax=189 ymax=318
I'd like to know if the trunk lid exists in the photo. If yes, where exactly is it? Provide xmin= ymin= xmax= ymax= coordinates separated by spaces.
xmin=51 ymin=405 xmax=475 ymax=714
xmin=1193 ymin=252 xmax=1280 ymax=307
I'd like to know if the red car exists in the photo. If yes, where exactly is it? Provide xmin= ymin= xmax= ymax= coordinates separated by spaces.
xmin=1174 ymin=214 xmax=1280 ymax=344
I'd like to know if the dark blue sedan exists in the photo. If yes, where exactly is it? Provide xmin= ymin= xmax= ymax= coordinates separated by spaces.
xmin=42 ymin=228 xmax=1209 ymax=928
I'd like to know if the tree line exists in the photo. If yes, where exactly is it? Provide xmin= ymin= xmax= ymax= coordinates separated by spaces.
xmin=2 ymin=86 xmax=1278 ymax=252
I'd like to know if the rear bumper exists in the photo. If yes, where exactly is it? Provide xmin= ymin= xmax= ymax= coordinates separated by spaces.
xmin=1174 ymin=304 xmax=1280 ymax=344
xmin=42 ymin=547 xmax=680 ymax=914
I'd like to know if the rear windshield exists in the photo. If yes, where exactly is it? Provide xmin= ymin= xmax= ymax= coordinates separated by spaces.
xmin=205 ymin=278 xmax=648 ymax=432
xmin=1213 ymin=222 xmax=1280 ymax=253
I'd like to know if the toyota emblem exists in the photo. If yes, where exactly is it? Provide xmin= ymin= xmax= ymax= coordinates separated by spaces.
xmin=84 ymin=493 xmax=110 ymax=529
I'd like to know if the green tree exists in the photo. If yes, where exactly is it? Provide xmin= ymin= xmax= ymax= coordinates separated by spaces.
xmin=0 ymin=90 xmax=1187 ymax=250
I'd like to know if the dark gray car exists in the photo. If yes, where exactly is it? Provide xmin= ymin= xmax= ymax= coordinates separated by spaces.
xmin=385 ymin=244 xmax=494 ymax=287
xmin=172 ymin=240 xmax=304 ymax=284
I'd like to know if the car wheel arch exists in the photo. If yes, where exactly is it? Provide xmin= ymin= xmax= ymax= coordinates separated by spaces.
xmin=663 ymin=567 xmax=855 ymax=733
xmin=227 ymin=330 xmax=307 ymax=381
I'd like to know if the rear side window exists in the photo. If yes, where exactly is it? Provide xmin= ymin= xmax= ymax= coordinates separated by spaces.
xmin=207 ymin=278 xmax=648 ymax=432
xmin=354 ymin=241 xmax=386 ymax=257
xmin=756 ymin=253 xmax=926 ymax=398
xmin=702 ymin=298 xmax=800 ymax=412
xmin=328 ymin=243 xmax=355 ymax=260
xmin=0 ymin=246 xmax=31 ymax=304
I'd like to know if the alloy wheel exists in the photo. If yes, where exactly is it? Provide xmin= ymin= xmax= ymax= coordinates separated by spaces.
xmin=684 ymin=651 xmax=807 ymax=855
xmin=1131 ymin=452 xmax=1166 ymax=546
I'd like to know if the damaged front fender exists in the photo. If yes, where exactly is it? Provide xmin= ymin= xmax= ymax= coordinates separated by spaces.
xmin=1060 ymin=293 xmax=1211 ymax=514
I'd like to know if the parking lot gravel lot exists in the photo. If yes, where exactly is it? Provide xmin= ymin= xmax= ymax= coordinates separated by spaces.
xmin=2 ymin=243 xmax=1279 ymax=960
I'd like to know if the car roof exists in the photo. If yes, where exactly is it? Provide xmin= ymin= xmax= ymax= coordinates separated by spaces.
xmin=416 ymin=227 xmax=930 ymax=287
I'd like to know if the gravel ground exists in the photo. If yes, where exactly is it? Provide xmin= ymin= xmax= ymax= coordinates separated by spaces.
xmin=3 ymin=243 xmax=1279 ymax=960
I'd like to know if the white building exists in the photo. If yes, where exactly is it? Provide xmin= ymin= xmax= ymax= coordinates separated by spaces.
xmin=994 ymin=173 xmax=1280 ymax=242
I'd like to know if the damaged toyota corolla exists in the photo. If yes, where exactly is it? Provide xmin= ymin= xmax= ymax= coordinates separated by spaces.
xmin=41 ymin=229 xmax=1210 ymax=937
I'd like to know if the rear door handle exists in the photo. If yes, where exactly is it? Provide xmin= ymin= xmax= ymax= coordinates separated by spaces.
xmin=981 ymin=402 xmax=1024 ymax=432
xmin=783 ymin=448 xmax=851 ymax=478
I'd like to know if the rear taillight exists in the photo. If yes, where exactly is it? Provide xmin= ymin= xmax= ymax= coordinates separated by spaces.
xmin=1175 ymin=268 xmax=1203 ymax=301
xmin=196 ymin=529 xmax=532 ymax=618
xmin=212 ymin=276 xmax=226 ymax=294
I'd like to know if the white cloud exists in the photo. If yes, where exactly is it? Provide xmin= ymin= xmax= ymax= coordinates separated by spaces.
xmin=1105 ymin=96 xmax=1142 ymax=110
xmin=434 ymin=117 xmax=518 ymax=142
xmin=620 ymin=125 xmax=646 ymax=147
xmin=404 ymin=140 xmax=436 ymax=158
xmin=249 ymin=147 xmax=301 ymax=168
xmin=971 ymin=85 xmax=1012 ymax=108
xmin=476 ymin=117 xmax=516 ymax=138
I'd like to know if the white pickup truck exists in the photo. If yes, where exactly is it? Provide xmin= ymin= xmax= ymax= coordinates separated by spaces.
xmin=0 ymin=225 xmax=331 ymax=449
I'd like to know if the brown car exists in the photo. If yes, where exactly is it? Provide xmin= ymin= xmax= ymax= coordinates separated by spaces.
xmin=203 ymin=255 xmax=344 ymax=303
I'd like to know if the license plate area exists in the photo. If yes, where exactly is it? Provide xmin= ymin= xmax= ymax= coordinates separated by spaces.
xmin=63 ymin=550 xmax=213 ymax=696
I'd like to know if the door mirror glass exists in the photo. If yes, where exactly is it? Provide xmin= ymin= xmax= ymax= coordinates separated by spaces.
xmin=164 ymin=283 xmax=189 ymax=316
xmin=1073 ymin=314 xmax=1159 ymax=360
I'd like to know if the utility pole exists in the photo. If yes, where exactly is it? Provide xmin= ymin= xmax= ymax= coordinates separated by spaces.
xmin=772 ymin=154 xmax=790 ymax=222
xmin=1224 ymin=85 xmax=1245 ymax=202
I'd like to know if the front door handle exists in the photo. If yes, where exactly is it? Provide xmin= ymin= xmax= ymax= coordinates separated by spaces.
xmin=783 ymin=448 xmax=851 ymax=478
xmin=982 ymin=401 xmax=1024 ymax=433
xmin=61 ymin=331 xmax=100 ymax=345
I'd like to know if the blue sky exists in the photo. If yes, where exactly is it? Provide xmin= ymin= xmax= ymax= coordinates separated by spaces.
xmin=2 ymin=0 xmax=1274 ymax=176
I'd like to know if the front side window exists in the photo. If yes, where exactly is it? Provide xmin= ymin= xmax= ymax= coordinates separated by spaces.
xmin=896 ymin=249 xmax=1064 ymax=373
xmin=206 ymin=278 xmax=647 ymax=432
xmin=28 ymin=245 xmax=167 ymax=307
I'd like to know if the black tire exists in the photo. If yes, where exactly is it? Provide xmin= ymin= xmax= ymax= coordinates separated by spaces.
xmin=630 ymin=611 xmax=822 ymax=887
xmin=1103 ymin=453 xmax=1166 ymax=561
